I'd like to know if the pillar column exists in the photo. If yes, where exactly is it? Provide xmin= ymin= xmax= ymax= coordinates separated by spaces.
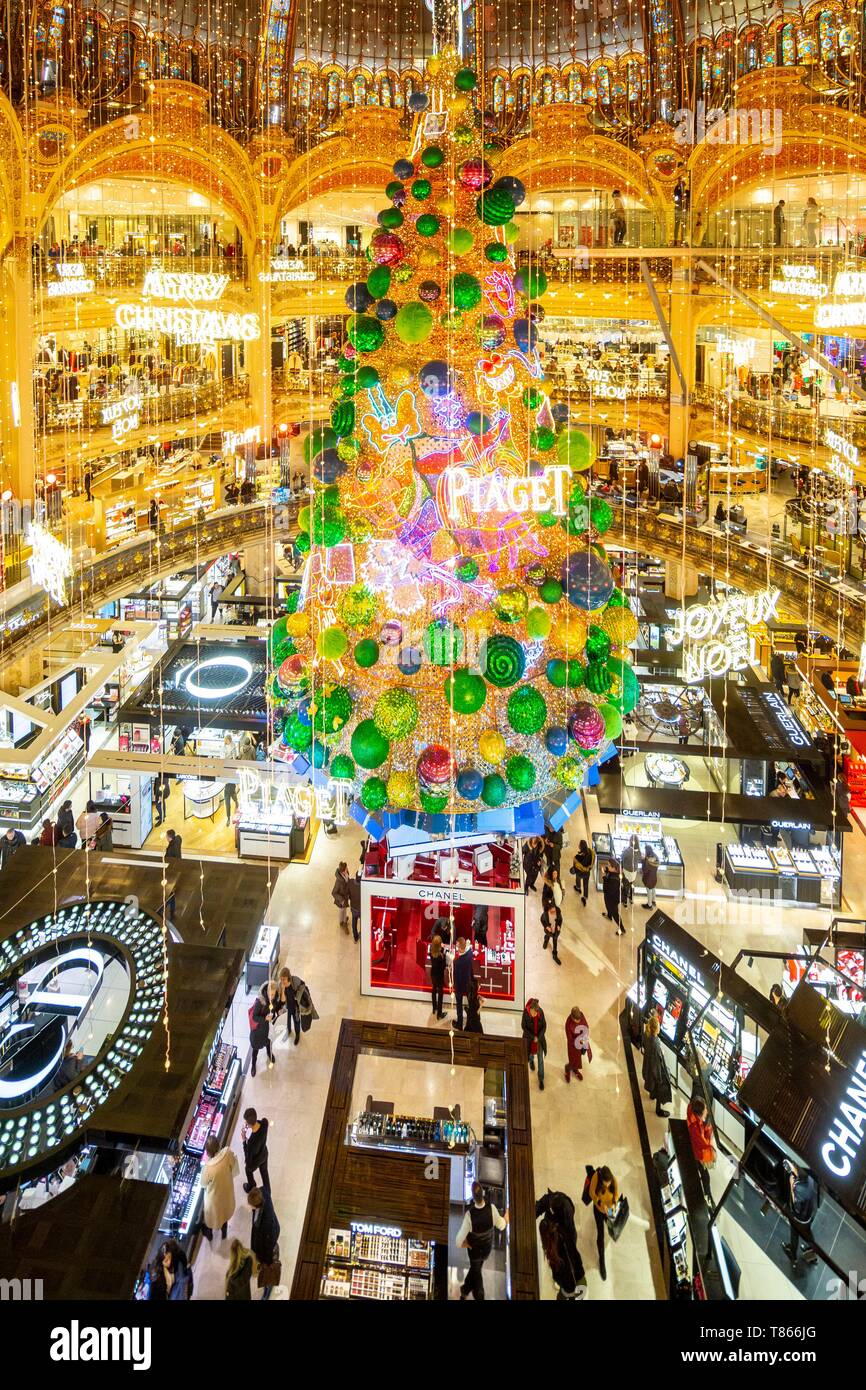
xmin=666 ymin=263 xmax=697 ymax=461
xmin=665 ymin=558 xmax=700 ymax=600
xmin=0 ymin=238 xmax=36 ymax=504
xmin=248 ymin=241 xmax=273 ymax=448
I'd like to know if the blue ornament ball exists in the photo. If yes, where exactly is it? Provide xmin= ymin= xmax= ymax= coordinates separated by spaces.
xmin=345 ymin=282 xmax=373 ymax=313
xmin=513 ymin=317 xmax=537 ymax=353
xmin=545 ymin=726 xmax=569 ymax=756
xmin=314 ymin=449 xmax=345 ymax=484
xmin=397 ymin=645 xmax=423 ymax=676
xmin=408 ymin=91 xmax=429 ymax=112
xmin=492 ymin=175 xmax=526 ymax=207
xmin=375 ymin=298 xmax=398 ymax=320
xmin=456 ymin=768 xmax=484 ymax=800
xmin=551 ymin=402 xmax=570 ymax=424
xmin=311 ymin=740 xmax=329 ymax=768
xmin=561 ymin=550 xmax=615 ymax=612
xmin=419 ymin=359 xmax=453 ymax=398
xmin=393 ymin=158 xmax=414 ymax=179
xmin=297 ymin=696 xmax=312 ymax=726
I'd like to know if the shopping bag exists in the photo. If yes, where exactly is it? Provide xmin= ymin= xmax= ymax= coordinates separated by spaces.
xmin=257 ymin=1260 xmax=282 ymax=1288
xmin=608 ymin=1195 xmax=630 ymax=1242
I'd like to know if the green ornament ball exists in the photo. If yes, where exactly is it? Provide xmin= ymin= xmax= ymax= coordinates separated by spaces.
xmin=283 ymin=712 xmax=313 ymax=752
xmin=347 ymin=314 xmax=385 ymax=354
xmin=455 ymin=67 xmax=477 ymax=91
xmin=366 ymin=266 xmax=391 ymax=299
xmin=483 ymin=633 xmax=526 ymax=687
xmin=361 ymin=776 xmax=388 ymax=812
xmin=481 ymin=774 xmax=507 ymax=807
xmin=295 ymin=530 xmax=310 ymax=553
xmin=590 ymin=497 xmax=614 ymax=534
xmin=517 ymin=267 xmax=548 ymax=299
xmin=585 ymin=625 xmax=612 ymax=663
xmin=373 ymin=688 xmax=419 ymax=740
xmin=607 ymin=657 xmax=640 ymax=714
xmin=394 ymin=300 xmax=434 ymax=344
xmin=476 ymin=188 xmax=514 ymax=226
xmin=310 ymin=511 xmax=345 ymax=547
xmin=485 ymin=241 xmax=509 ymax=263
xmin=354 ymin=638 xmax=380 ymax=668
xmin=445 ymin=669 xmax=488 ymax=715
xmin=607 ymin=587 xmax=628 ymax=609
xmin=411 ymin=177 xmax=432 ymax=200
xmin=600 ymin=703 xmax=623 ymax=742
xmin=538 ymin=512 xmax=559 ymax=529
xmin=455 ymin=556 xmax=479 ymax=582
xmin=378 ymin=207 xmax=404 ymax=230
xmin=351 ymin=718 xmax=390 ymax=769
xmin=507 ymin=685 xmax=547 ymax=735
xmin=393 ymin=264 xmax=414 ymax=284
xmin=557 ymin=427 xmax=593 ymax=473
xmin=416 ymin=213 xmax=440 ymax=238
xmin=268 ymin=615 xmax=290 ymax=659
xmin=540 ymin=578 xmax=563 ymax=604
xmin=522 ymin=387 xmax=544 ymax=410
xmin=330 ymin=400 xmax=355 ymax=438
xmin=385 ymin=180 xmax=403 ymax=202
xmin=448 ymin=226 xmax=474 ymax=255
xmin=356 ymin=363 xmax=380 ymax=389
xmin=449 ymin=272 xmax=482 ymax=311
xmin=419 ymin=790 xmax=449 ymax=813
xmin=495 ymin=585 xmax=528 ymax=624
xmin=421 ymin=145 xmax=445 ymax=168
xmin=506 ymin=754 xmax=536 ymax=792
xmin=318 ymin=626 xmax=348 ymax=660
xmin=339 ymin=582 xmax=377 ymax=630
xmin=526 ymin=607 xmax=551 ymax=639
xmin=466 ymin=411 xmax=492 ymax=436
xmin=584 ymin=660 xmax=613 ymax=695
xmin=454 ymin=125 xmax=474 ymax=145
xmin=555 ymin=755 xmax=586 ymax=790
xmin=330 ymin=753 xmax=355 ymax=781
xmin=424 ymin=620 xmax=464 ymax=665
xmin=531 ymin=426 xmax=556 ymax=452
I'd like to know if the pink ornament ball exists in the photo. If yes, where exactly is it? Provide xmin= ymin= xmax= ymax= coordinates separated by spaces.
xmin=568 ymin=701 xmax=606 ymax=748
xmin=458 ymin=158 xmax=493 ymax=193
xmin=417 ymin=743 xmax=457 ymax=790
xmin=370 ymin=231 xmax=407 ymax=267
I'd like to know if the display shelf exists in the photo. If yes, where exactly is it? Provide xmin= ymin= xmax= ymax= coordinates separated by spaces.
xmin=319 ymin=1222 xmax=436 ymax=1301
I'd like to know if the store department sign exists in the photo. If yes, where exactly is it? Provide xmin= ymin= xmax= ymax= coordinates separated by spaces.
xmin=820 ymin=1050 xmax=866 ymax=1182
xmin=441 ymin=463 xmax=572 ymax=521
xmin=668 ymin=587 xmax=780 ymax=683
xmin=101 ymin=393 xmax=141 ymax=441
xmin=142 ymin=269 xmax=229 ymax=302
xmin=815 ymin=300 xmax=866 ymax=328
xmin=223 ymin=426 xmax=261 ymax=455
xmin=115 ymin=303 xmax=260 ymax=344
xmin=716 ymin=335 xmax=756 ymax=366
xmin=236 ymin=766 xmax=351 ymax=826
xmin=825 ymin=427 xmax=860 ymax=487
xmin=769 ymin=264 xmax=828 ymax=298
xmin=760 ymin=689 xmax=811 ymax=749
xmin=258 ymin=257 xmax=316 ymax=284
xmin=26 ymin=522 xmax=73 ymax=605
xmin=46 ymin=263 xmax=95 ymax=298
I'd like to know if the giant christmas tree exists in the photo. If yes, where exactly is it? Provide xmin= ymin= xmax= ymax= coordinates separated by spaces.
xmin=269 ymin=49 xmax=640 ymax=825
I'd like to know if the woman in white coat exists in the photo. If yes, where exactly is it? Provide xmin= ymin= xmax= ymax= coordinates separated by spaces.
xmin=201 ymin=1135 xmax=239 ymax=1241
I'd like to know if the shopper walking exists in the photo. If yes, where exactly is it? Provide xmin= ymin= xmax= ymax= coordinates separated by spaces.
xmin=200 ymin=1134 xmax=239 ymax=1241
xmin=773 ymin=199 xmax=786 ymax=247
xmin=803 ymin=197 xmax=823 ymax=247
xmin=165 ymin=827 xmax=182 ymax=859
xmin=0 ymin=827 xmax=25 ymax=868
xmin=457 ymin=1181 xmax=508 ymax=1301
xmin=523 ymin=836 xmax=543 ymax=893
xmin=223 ymin=780 xmax=238 ymax=825
xmin=586 ymin=1165 xmax=619 ymax=1281
xmin=249 ymin=995 xmax=274 ymax=1075
xmin=276 ymin=966 xmax=301 ymax=1044
xmin=430 ymin=934 xmax=447 ymax=1020
xmin=522 ymin=997 xmax=547 ymax=1090
xmin=292 ymin=970 xmax=318 ymax=1040
xmin=39 ymin=819 xmax=56 ymax=847
xmin=640 ymin=844 xmax=659 ymax=909
xmin=676 ymin=711 xmax=691 ymax=746
xmin=611 ymin=190 xmax=627 ymax=246
xmin=453 ymin=936 xmax=475 ymax=1030
xmin=348 ymin=867 xmax=361 ymax=942
xmin=248 ymin=1187 xmax=280 ymax=1299
xmin=686 ymin=1096 xmax=716 ymax=1202
xmin=564 ymin=1006 xmax=592 ymax=1083
xmin=242 ymin=1107 xmax=270 ymax=1193
xmin=602 ymin=859 xmax=625 ymax=934
xmin=619 ymin=834 xmax=641 ymax=906
xmin=225 ymin=1238 xmax=255 ymax=1300
xmin=56 ymin=800 xmax=76 ymax=847
xmin=543 ymin=823 xmax=563 ymax=876
xmin=641 ymin=1013 xmax=672 ymax=1117
xmin=569 ymin=839 xmax=594 ymax=905
xmin=464 ymin=979 xmax=484 ymax=1034
xmin=332 ymin=861 xmax=351 ymax=932
xmin=782 ymin=1162 xmax=819 ymax=1270
xmin=76 ymin=800 xmax=101 ymax=848
xmin=536 ymin=1190 xmax=586 ymax=1300
xmin=541 ymin=870 xmax=563 ymax=965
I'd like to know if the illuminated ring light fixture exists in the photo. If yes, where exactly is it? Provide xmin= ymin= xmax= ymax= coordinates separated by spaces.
xmin=181 ymin=655 xmax=254 ymax=701
xmin=0 ymin=901 xmax=165 ymax=1186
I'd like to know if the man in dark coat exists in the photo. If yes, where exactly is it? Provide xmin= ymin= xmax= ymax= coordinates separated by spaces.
xmin=453 ymin=938 xmax=475 ymax=1030
xmin=642 ymin=1014 xmax=672 ymax=1117
xmin=348 ymin=869 xmax=361 ymax=942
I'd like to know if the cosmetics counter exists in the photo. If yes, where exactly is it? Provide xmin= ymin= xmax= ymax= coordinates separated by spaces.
xmin=796 ymin=923 xmax=865 ymax=1019
xmin=592 ymin=812 xmax=685 ymax=898
xmin=724 ymin=835 xmax=841 ymax=907
xmin=321 ymin=1222 xmax=443 ymax=1301
xmin=652 ymin=1123 xmax=736 ymax=1301
xmin=89 ymin=770 xmax=153 ymax=848
xmin=237 ymin=814 xmax=310 ymax=862
xmin=0 ymin=729 xmax=85 ymax=835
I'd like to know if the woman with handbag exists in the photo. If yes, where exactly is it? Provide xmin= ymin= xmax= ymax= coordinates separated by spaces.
xmin=586 ymin=1165 xmax=619 ymax=1281
xmin=687 ymin=1096 xmax=717 ymax=1202
xmin=642 ymin=1012 xmax=672 ymax=1118
xmin=225 ymin=1238 xmax=255 ymax=1300
xmin=541 ymin=871 xmax=563 ymax=966
xmin=569 ymin=840 xmax=595 ymax=905
xmin=536 ymin=1190 xmax=586 ymax=1300
xmin=564 ymin=1006 xmax=592 ymax=1082
xmin=248 ymin=1186 xmax=281 ymax=1299
xmin=200 ymin=1134 xmax=239 ymax=1241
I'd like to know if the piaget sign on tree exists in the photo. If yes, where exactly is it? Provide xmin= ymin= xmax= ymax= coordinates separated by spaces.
xmin=669 ymin=587 xmax=781 ymax=682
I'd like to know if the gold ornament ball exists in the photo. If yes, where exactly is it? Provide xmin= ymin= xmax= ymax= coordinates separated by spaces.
xmin=427 ymin=56 xmax=441 ymax=75
xmin=552 ymin=616 xmax=588 ymax=655
xmin=285 ymin=612 xmax=309 ymax=638
xmin=391 ymin=365 xmax=412 ymax=387
xmin=600 ymin=607 xmax=639 ymax=646
xmin=479 ymin=729 xmax=506 ymax=764
xmin=387 ymin=771 xmax=416 ymax=808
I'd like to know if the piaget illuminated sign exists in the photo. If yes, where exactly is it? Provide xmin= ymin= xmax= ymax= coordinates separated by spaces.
xmin=441 ymin=463 xmax=572 ymax=521
xmin=27 ymin=522 xmax=73 ymax=605
xmin=142 ymin=269 xmax=229 ymax=302
xmin=237 ymin=766 xmax=350 ymax=826
xmin=770 ymin=264 xmax=828 ymax=298
xmin=115 ymin=303 xmax=260 ymax=344
xmin=669 ymin=586 xmax=780 ymax=683
xmin=47 ymin=263 xmax=95 ymax=298
xmin=258 ymin=258 xmax=316 ymax=284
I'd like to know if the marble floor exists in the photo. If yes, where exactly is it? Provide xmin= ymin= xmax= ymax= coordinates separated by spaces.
xmin=189 ymin=774 xmax=866 ymax=1302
